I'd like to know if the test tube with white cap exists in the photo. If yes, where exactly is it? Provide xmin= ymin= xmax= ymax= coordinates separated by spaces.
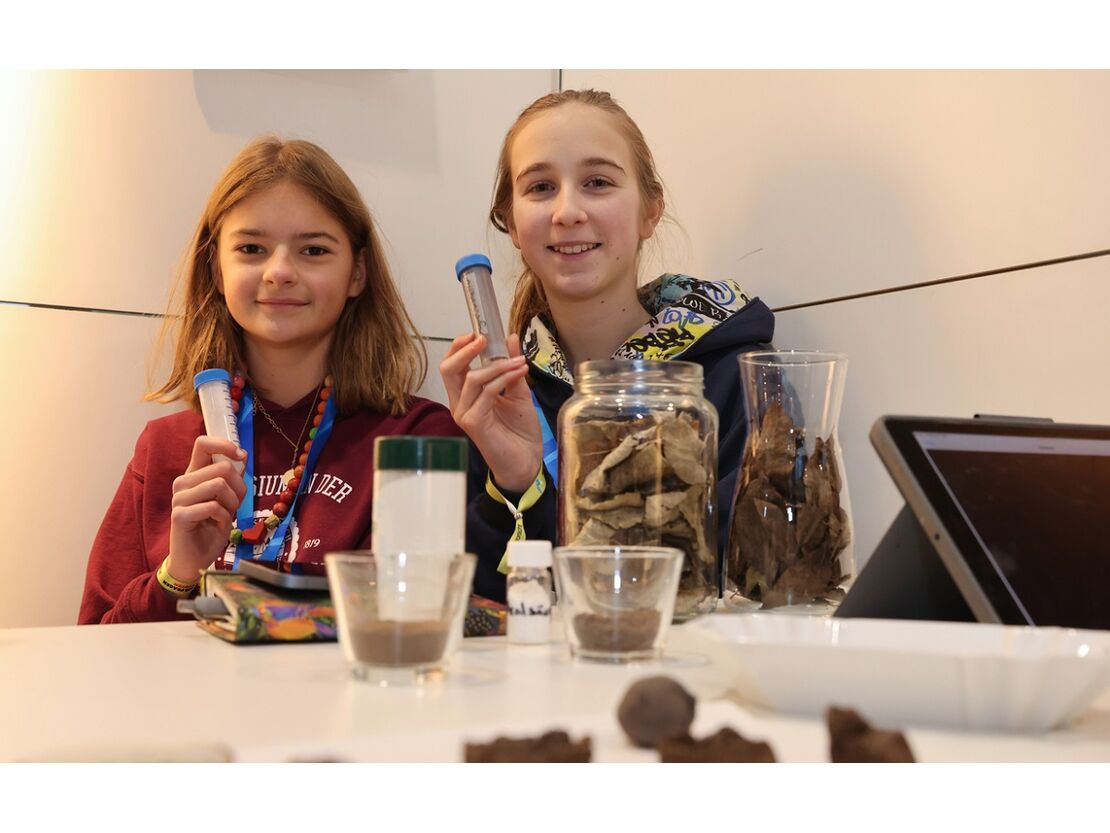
xmin=455 ymin=253 xmax=508 ymax=366
xmin=193 ymin=369 xmax=245 ymax=474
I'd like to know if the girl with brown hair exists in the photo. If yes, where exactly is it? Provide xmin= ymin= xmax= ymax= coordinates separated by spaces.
xmin=81 ymin=136 xmax=461 ymax=624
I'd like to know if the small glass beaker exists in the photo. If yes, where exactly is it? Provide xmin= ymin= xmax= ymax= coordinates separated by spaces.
xmin=724 ymin=351 xmax=853 ymax=613
xmin=552 ymin=545 xmax=684 ymax=663
xmin=325 ymin=551 xmax=477 ymax=685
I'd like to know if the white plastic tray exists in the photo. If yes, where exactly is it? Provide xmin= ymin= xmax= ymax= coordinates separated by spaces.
xmin=671 ymin=613 xmax=1110 ymax=731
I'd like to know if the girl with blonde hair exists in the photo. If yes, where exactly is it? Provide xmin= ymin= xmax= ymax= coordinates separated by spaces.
xmin=441 ymin=90 xmax=775 ymax=603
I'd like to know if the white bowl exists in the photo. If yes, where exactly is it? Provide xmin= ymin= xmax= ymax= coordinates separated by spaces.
xmin=671 ymin=613 xmax=1110 ymax=731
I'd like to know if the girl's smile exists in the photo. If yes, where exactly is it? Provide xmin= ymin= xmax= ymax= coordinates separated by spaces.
xmin=548 ymin=241 xmax=602 ymax=256
xmin=257 ymin=297 xmax=310 ymax=307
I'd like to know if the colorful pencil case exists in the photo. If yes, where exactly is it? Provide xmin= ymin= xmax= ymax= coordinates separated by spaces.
xmin=184 ymin=572 xmax=507 ymax=643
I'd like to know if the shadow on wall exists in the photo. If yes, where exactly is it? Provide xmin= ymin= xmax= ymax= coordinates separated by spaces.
xmin=192 ymin=70 xmax=441 ymax=172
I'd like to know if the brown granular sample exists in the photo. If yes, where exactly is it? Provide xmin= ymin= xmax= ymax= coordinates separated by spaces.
xmin=347 ymin=619 xmax=450 ymax=665
xmin=573 ymin=609 xmax=661 ymax=653
xmin=827 ymin=706 xmax=915 ymax=763
xmin=617 ymin=676 xmax=696 ymax=748
xmin=464 ymin=730 xmax=592 ymax=763
xmin=658 ymin=728 xmax=776 ymax=763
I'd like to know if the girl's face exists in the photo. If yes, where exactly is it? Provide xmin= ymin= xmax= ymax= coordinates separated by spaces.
xmin=215 ymin=180 xmax=365 ymax=357
xmin=507 ymin=103 xmax=662 ymax=308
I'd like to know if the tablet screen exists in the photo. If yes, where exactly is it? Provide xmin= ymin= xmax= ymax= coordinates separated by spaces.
xmin=881 ymin=418 xmax=1110 ymax=629
xmin=914 ymin=431 xmax=1110 ymax=628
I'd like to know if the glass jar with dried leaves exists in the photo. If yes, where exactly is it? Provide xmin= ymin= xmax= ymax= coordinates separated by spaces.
xmin=725 ymin=351 xmax=854 ymax=613
xmin=558 ymin=360 xmax=719 ymax=620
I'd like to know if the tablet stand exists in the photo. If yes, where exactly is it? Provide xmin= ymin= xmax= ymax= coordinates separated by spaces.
xmin=835 ymin=505 xmax=975 ymax=622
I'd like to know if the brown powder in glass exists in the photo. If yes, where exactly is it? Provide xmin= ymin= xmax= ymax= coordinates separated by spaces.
xmin=572 ymin=609 xmax=661 ymax=652
xmin=347 ymin=620 xmax=451 ymax=665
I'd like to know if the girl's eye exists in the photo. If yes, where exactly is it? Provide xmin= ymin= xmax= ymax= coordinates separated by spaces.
xmin=585 ymin=176 xmax=612 ymax=189
xmin=303 ymin=246 xmax=330 ymax=256
xmin=237 ymin=243 xmax=264 ymax=255
xmin=524 ymin=181 xmax=554 ymax=195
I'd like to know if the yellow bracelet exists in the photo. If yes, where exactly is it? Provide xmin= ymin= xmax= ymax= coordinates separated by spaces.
xmin=157 ymin=556 xmax=198 ymax=597
xmin=486 ymin=467 xmax=547 ymax=574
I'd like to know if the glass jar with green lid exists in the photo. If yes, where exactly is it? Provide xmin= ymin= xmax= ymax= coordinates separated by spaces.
xmin=558 ymin=360 xmax=719 ymax=620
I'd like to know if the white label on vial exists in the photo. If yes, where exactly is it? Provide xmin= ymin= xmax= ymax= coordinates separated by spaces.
xmin=507 ymin=579 xmax=552 ymax=644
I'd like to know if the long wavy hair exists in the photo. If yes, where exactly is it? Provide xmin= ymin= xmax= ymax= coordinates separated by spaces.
xmin=148 ymin=136 xmax=426 ymax=416
xmin=489 ymin=89 xmax=666 ymax=338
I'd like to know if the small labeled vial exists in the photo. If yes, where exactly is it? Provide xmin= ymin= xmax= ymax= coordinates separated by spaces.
xmin=455 ymin=253 xmax=508 ymax=366
xmin=506 ymin=540 xmax=553 ymax=645
xmin=193 ymin=369 xmax=245 ymax=473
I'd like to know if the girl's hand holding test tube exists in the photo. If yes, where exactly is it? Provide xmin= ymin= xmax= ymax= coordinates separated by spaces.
xmin=165 ymin=437 xmax=248 ymax=585
xmin=444 ymin=254 xmax=542 ymax=493
xmin=166 ymin=370 xmax=250 ymax=585
xmin=440 ymin=332 xmax=541 ymax=494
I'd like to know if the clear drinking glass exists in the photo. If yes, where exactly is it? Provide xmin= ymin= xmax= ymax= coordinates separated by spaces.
xmin=553 ymin=545 xmax=683 ymax=663
xmin=724 ymin=351 xmax=854 ymax=613
xmin=325 ymin=551 xmax=477 ymax=685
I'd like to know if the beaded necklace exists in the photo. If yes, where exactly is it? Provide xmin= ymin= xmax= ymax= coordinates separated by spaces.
xmin=254 ymin=383 xmax=319 ymax=488
xmin=227 ymin=371 xmax=338 ymax=566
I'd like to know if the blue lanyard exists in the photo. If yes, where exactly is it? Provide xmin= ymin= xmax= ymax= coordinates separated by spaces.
xmin=233 ymin=387 xmax=338 ymax=566
xmin=530 ymin=389 xmax=558 ymax=488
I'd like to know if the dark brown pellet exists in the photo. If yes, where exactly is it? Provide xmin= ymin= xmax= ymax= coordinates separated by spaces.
xmin=464 ymin=730 xmax=592 ymax=763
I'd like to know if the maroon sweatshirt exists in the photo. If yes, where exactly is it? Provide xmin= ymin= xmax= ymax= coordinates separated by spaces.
xmin=79 ymin=392 xmax=462 ymax=624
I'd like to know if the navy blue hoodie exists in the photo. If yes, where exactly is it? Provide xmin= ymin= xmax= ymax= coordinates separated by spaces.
xmin=467 ymin=274 xmax=775 ymax=602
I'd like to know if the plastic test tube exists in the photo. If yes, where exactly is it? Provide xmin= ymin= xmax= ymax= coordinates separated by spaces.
xmin=455 ymin=253 xmax=508 ymax=366
xmin=193 ymin=369 xmax=245 ymax=474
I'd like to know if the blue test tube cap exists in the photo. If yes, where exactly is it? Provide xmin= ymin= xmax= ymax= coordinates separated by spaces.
xmin=455 ymin=253 xmax=492 ymax=281
xmin=193 ymin=368 xmax=232 ymax=390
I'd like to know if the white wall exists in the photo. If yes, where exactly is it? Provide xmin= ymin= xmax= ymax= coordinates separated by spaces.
xmin=565 ymin=70 xmax=1110 ymax=307
xmin=4 ymin=69 xmax=1108 ymax=627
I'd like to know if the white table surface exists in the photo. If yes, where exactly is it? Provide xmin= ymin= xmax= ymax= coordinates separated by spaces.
xmin=4 ymin=614 xmax=1110 ymax=763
